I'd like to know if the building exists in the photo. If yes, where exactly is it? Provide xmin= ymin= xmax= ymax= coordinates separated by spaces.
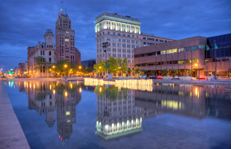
xmin=95 ymin=12 xmax=173 ymax=67
xmin=81 ymin=59 xmax=96 ymax=70
xmin=134 ymin=34 xmax=231 ymax=78
xmin=27 ymin=29 xmax=56 ymax=77
xmin=55 ymin=9 xmax=81 ymax=65
xmin=205 ymin=34 xmax=231 ymax=77
xmin=140 ymin=33 xmax=172 ymax=46
xmin=15 ymin=62 xmax=28 ymax=77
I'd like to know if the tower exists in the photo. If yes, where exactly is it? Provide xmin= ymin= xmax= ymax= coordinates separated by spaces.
xmin=55 ymin=9 xmax=80 ymax=64
xmin=44 ymin=29 xmax=54 ymax=47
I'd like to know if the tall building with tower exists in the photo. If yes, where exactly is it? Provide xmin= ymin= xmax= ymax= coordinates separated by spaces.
xmin=56 ymin=9 xmax=81 ymax=65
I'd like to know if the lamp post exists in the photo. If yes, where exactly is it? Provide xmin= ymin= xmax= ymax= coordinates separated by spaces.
xmin=102 ymin=42 xmax=110 ymax=78
xmin=63 ymin=64 xmax=68 ymax=77
xmin=98 ymin=66 xmax=102 ymax=77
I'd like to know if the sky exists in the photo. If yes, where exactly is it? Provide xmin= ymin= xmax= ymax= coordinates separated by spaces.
xmin=0 ymin=0 xmax=231 ymax=70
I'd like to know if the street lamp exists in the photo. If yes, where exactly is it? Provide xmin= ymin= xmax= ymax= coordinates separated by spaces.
xmin=52 ymin=65 xmax=56 ymax=69
xmin=64 ymin=64 xmax=68 ymax=69
xmin=78 ymin=65 xmax=82 ymax=70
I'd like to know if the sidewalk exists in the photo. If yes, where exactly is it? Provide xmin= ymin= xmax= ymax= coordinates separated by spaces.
xmin=0 ymin=81 xmax=30 ymax=149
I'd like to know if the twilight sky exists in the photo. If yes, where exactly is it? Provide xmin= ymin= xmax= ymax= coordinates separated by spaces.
xmin=0 ymin=0 xmax=231 ymax=70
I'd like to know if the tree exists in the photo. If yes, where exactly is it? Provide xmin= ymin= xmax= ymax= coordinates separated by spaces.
xmin=94 ymin=57 xmax=128 ymax=77
xmin=94 ymin=61 xmax=106 ymax=77
xmin=116 ymin=58 xmax=128 ymax=76
xmin=50 ymin=60 xmax=77 ymax=77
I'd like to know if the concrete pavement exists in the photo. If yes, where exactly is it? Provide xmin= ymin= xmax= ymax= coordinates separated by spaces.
xmin=0 ymin=81 xmax=30 ymax=149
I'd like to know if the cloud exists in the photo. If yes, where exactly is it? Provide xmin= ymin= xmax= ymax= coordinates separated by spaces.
xmin=0 ymin=0 xmax=231 ymax=69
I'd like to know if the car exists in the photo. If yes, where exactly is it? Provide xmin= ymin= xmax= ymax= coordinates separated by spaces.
xmin=149 ymin=75 xmax=156 ymax=79
xmin=198 ymin=77 xmax=207 ymax=80
xmin=139 ymin=75 xmax=147 ymax=79
xmin=156 ymin=75 xmax=163 ymax=80
xmin=172 ymin=76 xmax=180 ymax=80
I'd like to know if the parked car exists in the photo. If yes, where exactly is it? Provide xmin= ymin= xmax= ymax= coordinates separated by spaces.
xmin=139 ymin=75 xmax=147 ymax=79
xmin=172 ymin=76 xmax=180 ymax=80
xmin=197 ymin=76 xmax=207 ymax=80
xmin=148 ymin=75 xmax=156 ymax=79
xmin=156 ymin=75 xmax=163 ymax=80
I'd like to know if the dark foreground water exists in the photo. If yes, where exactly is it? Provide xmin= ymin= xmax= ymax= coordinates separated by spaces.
xmin=3 ymin=80 xmax=231 ymax=149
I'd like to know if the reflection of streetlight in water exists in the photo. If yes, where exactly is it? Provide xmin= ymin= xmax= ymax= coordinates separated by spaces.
xmin=64 ymin=91 xmax=68 ymax=97
xmin=194 ymin=87 xmax=200 ymax=98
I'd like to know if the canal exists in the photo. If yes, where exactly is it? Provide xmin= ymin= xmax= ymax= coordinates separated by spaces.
xmin=3 ymin=80 xmax=231 ymax=149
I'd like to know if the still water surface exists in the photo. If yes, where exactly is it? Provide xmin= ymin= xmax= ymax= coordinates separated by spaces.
xmin=4 ymin=80 xmax=231 ymax=149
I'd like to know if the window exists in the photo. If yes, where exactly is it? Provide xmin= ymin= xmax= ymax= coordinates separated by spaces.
xmin=49 ymin=51 xmax=51 ymax=55
xmin=178 ymin=60 xmax=184 ymax=64
xmin=178 ymin=48 xmax=184 ymax=52
xmin=161 ymin=48 xmax=177 ymax=54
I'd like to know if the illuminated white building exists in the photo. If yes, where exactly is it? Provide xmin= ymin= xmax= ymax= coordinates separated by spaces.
xmin=95 ymin=12 xmax=173 ymax=67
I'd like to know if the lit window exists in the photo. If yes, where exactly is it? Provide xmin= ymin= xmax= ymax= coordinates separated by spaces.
xmin=178 ymin=48 xmax=184 ymax=52
xmin=65 ymin=111 xmax=70 ymax=116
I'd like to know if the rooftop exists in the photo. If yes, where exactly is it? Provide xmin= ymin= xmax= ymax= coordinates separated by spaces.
xmin=135 ymin=36 xmax=207 ymax=54
xmin=96 ymin=12 xmax=140 ymax=25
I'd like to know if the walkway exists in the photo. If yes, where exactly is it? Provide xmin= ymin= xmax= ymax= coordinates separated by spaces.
xmin=0 ymin=81 xmax=30 ymax=149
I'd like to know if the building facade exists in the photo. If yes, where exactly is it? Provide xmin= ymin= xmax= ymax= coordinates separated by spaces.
xmin=27 ymin=29 xmax=56 ymax=77
xmin=134 ymin=34 xmax=231 ymax=78
xmin=95 ymin=13 xmax=173 ymax=67
xmin=140 ymin=33 xmax=172 ymax=47
xmin=15 ymin=62 xmax=28 ymax=77
xmin=56 ymin=9 xmax=81 ymax=65
xmin=205 ymin=34 xmax=231 ymax=77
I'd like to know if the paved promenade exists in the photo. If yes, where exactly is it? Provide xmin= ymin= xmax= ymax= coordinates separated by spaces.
xmin=0 ymin=81 xmax=30 ymax=149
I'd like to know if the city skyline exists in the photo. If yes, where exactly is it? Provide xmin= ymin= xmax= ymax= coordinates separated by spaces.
xmin=0 ymin=0 xmax=231 ymax=70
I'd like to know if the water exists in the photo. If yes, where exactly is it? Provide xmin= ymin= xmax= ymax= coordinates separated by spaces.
xmin=3 ymin=80 xmax=231 ymax=149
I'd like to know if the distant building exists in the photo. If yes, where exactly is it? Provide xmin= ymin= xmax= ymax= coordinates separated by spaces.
xmin=55 ymin=9 xmax=81 ymax=65
xmin=15 ymin=62 xmax=27 ymax=77
xmin=27 ymin=29 xmax=56 ymax=77
xmin=95 ymin=12 xmax=173 ymax=67
xmin=134 ymin=34 xmax=231 ymax=78
xmin=81 ymin=59 xmax=96 ymax=70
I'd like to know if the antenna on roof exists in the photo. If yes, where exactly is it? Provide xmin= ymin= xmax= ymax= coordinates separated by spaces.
xmin=59 ymin=0 xmax=66 ymax=14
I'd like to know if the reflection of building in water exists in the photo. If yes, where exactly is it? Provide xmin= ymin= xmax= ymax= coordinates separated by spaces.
xmin=135 ymin=83 xmax=230 ymax=120
xmin=21 ymin=81 xmax=81 ymax=141
xmin=204 ymin=85 xmax=231 ymax=120
xmin=28 ymin=82 xmax=56 ymax=127
xmin=96 ymin=86 xmax=143 ymax=139
xmin=56 ymin=84 xmax=81 ymax=141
